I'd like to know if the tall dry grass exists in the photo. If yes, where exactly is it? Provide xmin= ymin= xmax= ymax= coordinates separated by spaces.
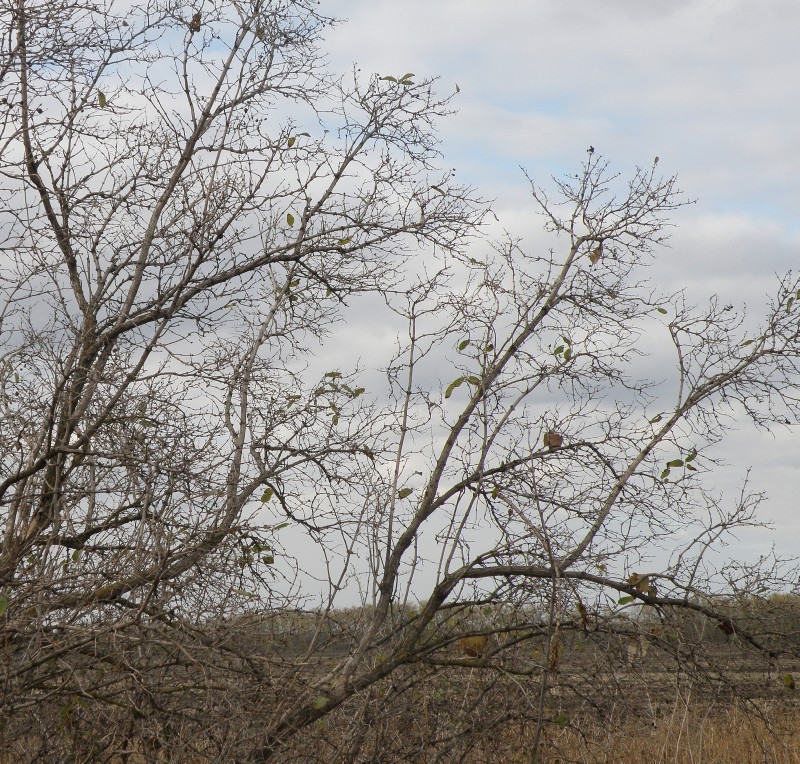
xmin=2 ymin=703 xmax=798 ymax=763
xmin=539 ymin=704 xmax=800 ymax=764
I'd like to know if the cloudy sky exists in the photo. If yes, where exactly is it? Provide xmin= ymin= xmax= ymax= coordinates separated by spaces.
xmin=319 ymin=0 xmax=800 ymax=565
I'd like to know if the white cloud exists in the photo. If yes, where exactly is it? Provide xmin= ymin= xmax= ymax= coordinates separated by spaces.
xmin=325 ymin=0 xmax=800 ymax=213
xmin=316 ymin=0 xmax=800 ymax=569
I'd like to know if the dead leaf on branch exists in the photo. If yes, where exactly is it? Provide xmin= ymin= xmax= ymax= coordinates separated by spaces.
xmin=576 ymin=601 xmax=589 ymax=631
xmin=588 ymin=243 xmax=603 ymax=265
xmin=717 ymin=620 xmax=735 ymax=636
xmin=543 ymin=430 xmax=563 ymax=450
xmin=458 ymin=635 xmax=489 ymax=658
xmin=548 ymin=638 xmax=562 ymax=671
xmin=188 ymin=12 xmax=201 ymax=33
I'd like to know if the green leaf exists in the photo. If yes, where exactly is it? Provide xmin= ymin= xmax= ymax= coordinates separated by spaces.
xmin=685 ymin=448 xmax=697 ymax=463
xmin=431 ymin=185 xmax=445 ymax=195
xmin=0 ymin=597 xmax=7 ymax=617
xmin=666 ymin=459 xmax=684 ymax=468
xmin=740 ymin=338 xmax=755 ymax=346
xmin=787 ymin=296 xmax=795 ymax=313
xmin=298 ymin=132 xmax=310 ymax=138
xmin=618 ymin=595 xmax=634 ymax=605
xmin=313 ymin=696 xmax=329 ymax=710
xmin=597 ymin=563 xmax=607 ymax=573
xmin=484 ymin=343 xmax=494 ymax=352
xmin=660 ymin=468 xmax=671 ymax=480
xmin=553 ymin=345 xmax=564 ymax=356
xmin=233 ymin=588 xmax=256 ymax=597
xmin=458 ymin=339 xmax=470 ymax=351
xmin=324 ymin=371 xmax=342 ymax=379
xmin=14 ymin=372 xmax=19 ymax=383
xmin=400 ymin=72 xmax=415 ymax=80
xmin=98 ymin=91 xmax=107 ymax=108
xmin=286 ymin=213 xmax=295 ymax=227
xmin=380 ymin=76 xmax=398 ymax=82
xmin=352 ymin=387 xmax=365 ymax=397
xmin=331 ymin=414 xmax=339 ymax=426
xmin=649 ymin=414 xmax=663 ymax=423
xmin=555 ymin=711 xmax=568 ymax=729
xmin=260 ymin=488 xmax=274 ymax=503
xmin=287 ymin=136 xmax=296 ymax=148
xmin=491 ymin=485 xmax=500 ymax=498
xmin=397 ymin=487 xmax=413 ymax=499
xmin=337 ymin=237 xmax=352 ymax=246
xmin=685 ymin=463 xmax=697 ymax=472
xmin=466 ymin=375 xmax=480 ymax=386
xmin=71 ymin=549 xmax=81 ymax=563
xmin=445 ymin=376 xmax=465 ymax=399
xmin=656 ymin=307 xmax=668 ymax=314
xmin=783 ymin=673 xmax=796 ymax=690
xmin=563 ymin=348 xmax=572 ymax=361
xmin=255 ymin=25 xmax=264 ymax=39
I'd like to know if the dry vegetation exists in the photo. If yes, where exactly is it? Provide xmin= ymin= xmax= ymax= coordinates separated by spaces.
xmin=2 ymin=605 xmax=799 ymax=762
xmin=4 ymin=0 xmax=800 ymax=761
xmin=542 ymin=707 xmax=800 ymax=764
xmin=3 ymin=673 xmax=799 ymax=763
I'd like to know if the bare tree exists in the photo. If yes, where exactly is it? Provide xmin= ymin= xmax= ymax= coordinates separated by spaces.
xmin=2 ymin=0 xmax=799 ymax=761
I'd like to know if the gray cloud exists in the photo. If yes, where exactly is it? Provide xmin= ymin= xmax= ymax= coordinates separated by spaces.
xmin=319 ymin=0 xmax=800 ymax=565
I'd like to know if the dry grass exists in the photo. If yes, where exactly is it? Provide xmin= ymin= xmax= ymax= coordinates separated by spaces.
xmin=539 ymin=704 xmax=800 ymax=764
xmin=2 ymin=701 xmax=799 ymax=763
xmin=3 ymin=622 xmax=799 ymax=762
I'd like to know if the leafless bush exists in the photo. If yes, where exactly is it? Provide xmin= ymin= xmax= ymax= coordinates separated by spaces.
xmin=2 ymin=0 xmax=800 ymax=761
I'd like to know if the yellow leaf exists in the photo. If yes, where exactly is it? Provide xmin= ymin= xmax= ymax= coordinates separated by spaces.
xmin=627 ymin=573 xmax=651 ymax=593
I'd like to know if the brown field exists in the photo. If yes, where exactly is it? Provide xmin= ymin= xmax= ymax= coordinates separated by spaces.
xmin=4 ymin=616 xmax=800 ymax=763
xmin=3 ymin=664 xmax=799 ymax=763
xmin=4 ymin=701 xmax=797 ymax=763
xmin=533 ymin=706 xmax=800 ymax=764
